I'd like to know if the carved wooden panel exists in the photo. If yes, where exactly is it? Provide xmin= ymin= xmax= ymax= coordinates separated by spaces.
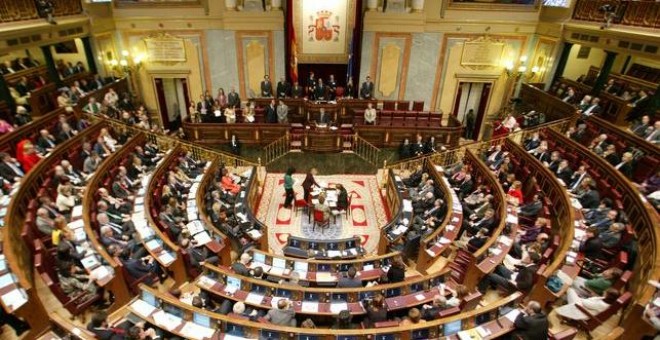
xmin=0 ymin=0 xmax=82 ymax=23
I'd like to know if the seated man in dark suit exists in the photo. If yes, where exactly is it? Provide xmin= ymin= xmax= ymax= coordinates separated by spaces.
xmin=517 ymin=193 xmax=543 ymax=219
xmin=462 ymin=208 xmax=496 ymax=237
xmin=478 ymin=251 xmax=540 ymax=294
xmin=317 ymin=108 xmax=331 ymax=125
xmin=512 ymin=301 xmax=549 ymax=340
xmin=574 ymin=181 xmax=600 ymax=210
xmin=87 ymin=311 xmax=129 ymax=340
xmin=115 ymin=247 xmax=162 ymax=285
xmin=0 ymin=152 xmax=25 ymax=183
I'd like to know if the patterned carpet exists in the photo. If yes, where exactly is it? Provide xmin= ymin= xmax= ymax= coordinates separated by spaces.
xmin=256 ymin=174 xmax=388 ymax=255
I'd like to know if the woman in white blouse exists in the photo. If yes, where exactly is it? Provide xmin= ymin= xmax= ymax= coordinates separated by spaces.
xmin=364 ymin=103 xmax=377 ymax=125
xmin=556 ymin=288 xmax=619 ymax=321
xmin=56 ymin=184 xmax=77 ymax=215
xmin=99 ymin=128 xmax=118 ymax=152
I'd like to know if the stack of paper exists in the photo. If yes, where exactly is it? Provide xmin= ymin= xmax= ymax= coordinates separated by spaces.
xmin=180 ymin=322 xmax=214 ymax=340
xmin=130 ymin=299 xmax=156 ymax=317
xmin=152 ymin=310 xmax=182 ymax=331
xmin=402 ymin=200 xmax=413 ymax=213
xmin=0 ymin=289 xmax=27 ymax=311
xmin=504 ymin=309 xmax=522 ymax=322
xmin=301 ymin=301 xmax=319 ymax=313
xmin=193 ymin=231 xmax=212 ymax=246
xmin=158 ymin=251 xmax=175 ymax=265
xmin=245 ymin=293 xmax=264 ymax=305
xmin=316 ymin=272 xmax=336 ymax=282
xmin=330 ymin=302 xmax=348 ymax=314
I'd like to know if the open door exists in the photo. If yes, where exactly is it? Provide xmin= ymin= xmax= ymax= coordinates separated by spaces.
xmin=453 ymin=82 xmax=492 ymax=140
xmin=154 ymin=77 xmax=190 ymax=132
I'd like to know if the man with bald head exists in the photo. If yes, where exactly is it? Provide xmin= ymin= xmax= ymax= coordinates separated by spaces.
xmin=512 ymin=300 xmax=549 ymax=340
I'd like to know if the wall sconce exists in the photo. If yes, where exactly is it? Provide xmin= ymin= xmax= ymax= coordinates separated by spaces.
xmin=503 ymin=56 xmax=538 ymax=80
xmin=107 ymin=50 xmax=146 ymax=77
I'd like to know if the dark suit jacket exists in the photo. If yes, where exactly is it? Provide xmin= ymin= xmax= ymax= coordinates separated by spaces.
xmin=227 ymin=92 xmax=240 ymax=107
xmin=261 ymin=81 xmax=273 ymax=97
xmin=317 ymin=111 xmax=330 ymax=124
xmin=512 ymin=312 xmax=549 ymax=340
xmin=360 ymin=82 xmax=374 ymax=99
xmin=276 ymin=81 xmax=290 ymax=98
xmin=515 ymin=264 xmax=538 ymax=292
xmin=604 ymin=153 xmax=620 ymax=166
xmin=617 ymin=162 xmax=633 ymax=179
xmin=265 ymin=105 xmax=277 ymax=123
xmin=122 ymin=258 xmax=157 ymax=284
xmin=37 ymin=136 xmax=57 ymax=151
xmin=519 ymin=201 xmax=542 ymax=218
xmin=556 ymin=167 xmax=573 ymax=185
xmin=579 ymin=189 xmax=600 ymax=209
xmin=580 ymin=236 xmax=603 ymax=260
xmin=457 ymin=179 xmax=474 ymax=199
xmin=0 ymin=162 xmax=23 ymax=180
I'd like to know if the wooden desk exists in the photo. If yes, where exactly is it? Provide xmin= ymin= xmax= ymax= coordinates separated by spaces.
xmin=302 ymin=127 xmax=343 ymax=153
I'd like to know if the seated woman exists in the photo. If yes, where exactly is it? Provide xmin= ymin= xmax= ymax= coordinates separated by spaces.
xmin=244 ymin=102 xmax=256 ymax=123
xmin=220 ymin=168 xmax=241 ymax=195
xmin=314 ymin=195 xmax=332 ymax=223
xmin=401 ymin=308 xmax=426 ymax=326
xmin=16 ymin=139 xmax=41 ymax=173
xmin=364 ymin=103 xmax=377 ymax=125
xmin=56 ymin=183 xmax=78 ymax=217
xmin=443 ymin=283 xmax=469 ymax=308
xmin=0 ymin=119 xmax=14 ymax=135
xmin=57 ymin=261 xmax=99 ymax=297
xmin=572 ymin=267 xmax=623 ymax=297
xmin=506 ymin=180 xmax=524 ymax=206
xmin=364 ymin=293 xmax=387 ymax=327
xmin=556 ymin=288 xmax=620 ymax=321
xmin=225 ymin=106 xmax=237 ymax=124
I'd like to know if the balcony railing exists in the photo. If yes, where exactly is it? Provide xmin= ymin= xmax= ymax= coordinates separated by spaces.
xmin=572 ymin=0 xmax=660 ymax=29
xmin=0 ymin=0 xmax=82 ymax=24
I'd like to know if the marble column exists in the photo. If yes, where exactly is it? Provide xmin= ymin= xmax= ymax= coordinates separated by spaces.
xmin=40 ymin=45 xmax=63 ymax=88
xmin=591 ymin=50 xmax=617 ymax=95
xmin=0 ymin=75 xmax=14 ymax=111
xmin=270 ymin=0 xmax=282 ymax=10
xmin=551 ymin=42 xmax=573 ymax=85
xmin=411 ymin=0 xmax=425 ymax=11
xmin=81 ymin=36 xmax=98 ymax=75
xmin=367 ymin=0 xmax=379 ymax=11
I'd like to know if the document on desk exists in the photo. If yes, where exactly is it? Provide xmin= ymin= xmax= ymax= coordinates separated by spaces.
xmin=71 ymin=205 xmax=83 ymax=219
xmin=458 ymin=329 xmax=482 ymax=340
xmin=145 ymin=239 xmax=161 ymax=251
xmin=197 ymin=276 xmax=217 ymax=289
xmin=245 ymin=293 xmax=264 ymax=305
xmin=152 ymin=310 xmax=182 ymax=331
xmin=316 ymin=272 xmax=336 ymax=282
xmin=439 ymin=237 xmax=451 ymax=244
xmin=504 ymin=309 xmax=522 ymax=322
xmin=476 ymin=326 xmax=491 ymax=338
xmin=68 ymin=219 xmax=84 ymax=230
xmin=571 ymin=198 xmax=583 ymax=210
xmin=180 ymin=322 xmax=214 ymax=340
xmin=90 ymin=266 xmax=112 ymax=284
xmin=134 ymin=204 xmax=144 ymax=213
xmin=135 ymin=197 xmax=144 ymax=205
xmin=81 ymin=256 xmax=100 ymax=270
xmin=0 ymin=289 xmax=27 ymax=311
xmin=326 ymin=250 xmax=341 ymax=258
xmin=402 ymin=200 xmax=413 ymax=213
xmin=574 ymin=228 xmax=586 ymax=239
xmin=247 ymin=229 xmax=262 ymax=239
xmin=74 ymin=228 xmax=87 ymax=242
xmin=158 ymin=251 xmax=175 ymax=265
xmin=301 ymin=301 xmax=319 ymax=313
xmin=506 ymin=214 xmax=518 ymax=225
xmin=193 ymin=231 xmax=212 ymax=246
xmin=330 ymin=302 xmax=348 ymax=314
xmin=499 ymin=236 xmax=513 ymax=247
xmin=414 ymin=294 xmax=426 ymax=302
xmin=130 ymin=299 xmax=156 ymax=317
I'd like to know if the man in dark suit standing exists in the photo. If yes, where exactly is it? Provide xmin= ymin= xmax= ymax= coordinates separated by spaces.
xmin=327 ymin=74 xmax=337 ymax=100
xmin=227 ymin=86 xmax=241 ymax=108
xmin=411 ymin=134 xmax=425 ymax=157
xmin=265 ymin=99 xmax=278 ymax=123
xmin=276 ymin=76 xmax=290 ymax=98
xmin=626 ymin=89 xmax=650 ymax=121
xmin=305 ymin=72 xmax=316 ymax=97
xmin=260 ymin=75 xmax=273 ymax=97
xmin=512 ymin=301 xmax=549 ymax=340
xmin=360 ymin=76 xmax=374 ymax=99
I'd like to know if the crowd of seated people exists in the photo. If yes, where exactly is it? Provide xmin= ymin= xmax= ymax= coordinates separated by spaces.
xmin=398 ymin=134 xmax=446 ymax=159
xmin=215 ymin=250 xmax=491 ymax=330
xmin=628 ymin=115 xmax=660 ymax=144
xmin=0 ymin=113 xmax=91 ymax=192
xmin=520 ymin=132 xmax=635 ymax=305
xmin=0 ymin=58 xmax=41 ymax=75
xmin=204 ymin=164 xmax=253 ymax=244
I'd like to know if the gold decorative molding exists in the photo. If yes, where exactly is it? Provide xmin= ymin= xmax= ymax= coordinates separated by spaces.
xmin=379 ymin=43 xmax=402 ymax=97
xmin=460 ymin=35 xmax=505 ymax=68
xmin=370 ymin=32 xmax=412 ymax=101
xmin=143 ymin=33 xmax=187 ymax=62
xmin=235 ymin=31 xmax=275 ymax=99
